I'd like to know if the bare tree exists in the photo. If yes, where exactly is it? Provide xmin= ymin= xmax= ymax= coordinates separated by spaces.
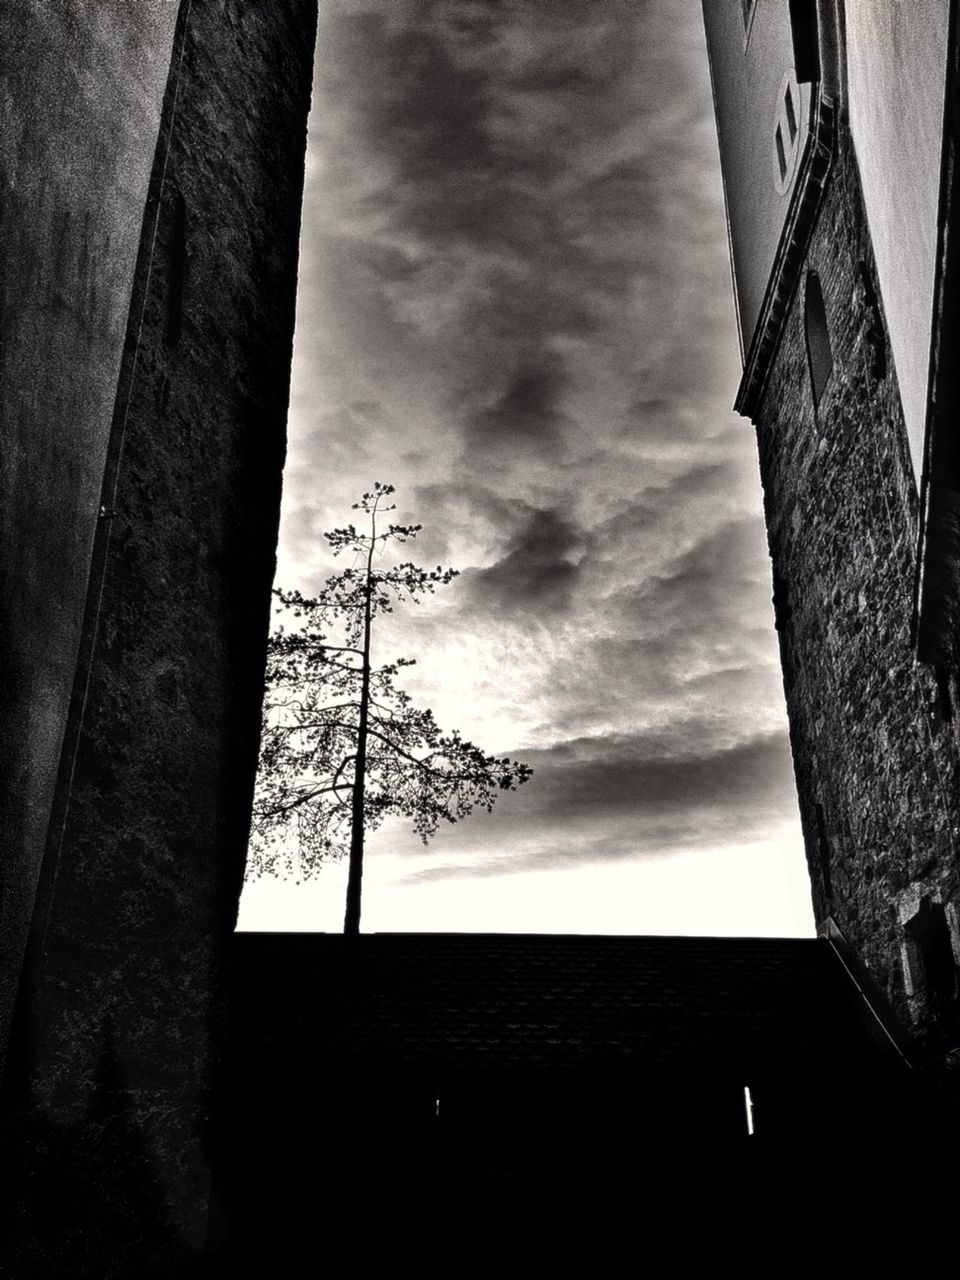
xmin=248 ymin=483 xmax=532 ymax=933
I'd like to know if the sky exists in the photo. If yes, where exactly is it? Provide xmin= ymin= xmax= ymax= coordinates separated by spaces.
xmin=238 ymin=0 xmax=814 ymax=937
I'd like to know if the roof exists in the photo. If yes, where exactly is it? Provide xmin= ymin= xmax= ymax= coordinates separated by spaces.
xmin=228 ymin=931 xmax=884 ymax=1075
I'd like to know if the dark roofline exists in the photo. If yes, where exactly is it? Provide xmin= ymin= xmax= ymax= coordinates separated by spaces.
xmin=229 ymin=930 xmax=908 ymax=1074
xmin=234 ymin=928 xmax=820 ymax=944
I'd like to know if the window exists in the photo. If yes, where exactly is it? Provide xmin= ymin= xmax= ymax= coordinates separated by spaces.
xmin=772 ymin=71 xmax=803 ymax=193
xmin=789 ymin=0 xmax=821 ymax=84
xmin=784 ymin=83 xmax=798 ymax=143
xmin=775 ymin=125 xmax=787 ymax=183
xmin=903 ymin=899 xmax=959 ymax=1011
xmin=804 ymin=271 xmax=833 ymax=407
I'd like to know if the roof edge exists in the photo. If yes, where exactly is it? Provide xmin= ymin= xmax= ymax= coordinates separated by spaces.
xmin=735 ymin=88 xmax=835 ymax=421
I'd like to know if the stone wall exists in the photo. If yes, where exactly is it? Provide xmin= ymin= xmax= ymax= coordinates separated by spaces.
xmin=2 ymin=2 xmax=318 ymax=1272
xmin=752 ymin=117 xmax=960 ymax=1051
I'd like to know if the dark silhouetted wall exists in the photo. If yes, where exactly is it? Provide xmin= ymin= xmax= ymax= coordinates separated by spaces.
xmin=0 ymin=0 xmax=179 ymax=1083
xmin=2 ymin=3 xmax=318 ymax=1273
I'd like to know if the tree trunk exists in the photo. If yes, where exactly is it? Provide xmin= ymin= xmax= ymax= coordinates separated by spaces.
xmin=344 ymin=513 xmax=376 ymax=935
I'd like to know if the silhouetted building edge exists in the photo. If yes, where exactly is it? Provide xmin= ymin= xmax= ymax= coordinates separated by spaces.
xmin=703 ymin=0 xmax=960 ymax=1054
xmin=1 ymin=4 xmax=318 ymax=1273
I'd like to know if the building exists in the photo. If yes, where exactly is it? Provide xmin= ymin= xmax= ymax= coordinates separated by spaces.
xmin=0 ymin=4 xmax=317 ymax=1273
xmin=215 ymin=931 xmax=932 ymax=1268
xmin=702 ymin=0 xmax=960 ymax=1055
xmin=5 ymin=1 xmax=960 ymax=1269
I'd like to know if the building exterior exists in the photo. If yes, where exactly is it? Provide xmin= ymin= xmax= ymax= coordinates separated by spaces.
xmin=217 ymin=931 xmax=930 ymax=1267
xmin=0 ymin=4 xmax=317 ymax=1273
xmin=703 ymin=0 xmax=960 ymax=1055
xmin=6 ymin=1 xmax=960 ymax=1267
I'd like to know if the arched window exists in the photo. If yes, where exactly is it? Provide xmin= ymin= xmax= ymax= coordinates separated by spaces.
xmin=903 ymin=899 xmax=959 ymax=1012
xmin=804 ymin=270 xmax=833 ymax=407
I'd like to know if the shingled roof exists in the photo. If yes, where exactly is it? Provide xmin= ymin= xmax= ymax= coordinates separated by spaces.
xmin=228 ymin=931 xmax=884 ymax=1073
xmin=216 ymin=931 xmax=929 ymax=1266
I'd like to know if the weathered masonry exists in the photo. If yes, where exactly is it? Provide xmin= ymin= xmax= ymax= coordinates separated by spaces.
xmin=704 ymin=0 xmax=960 ymax=1054
xmin=0 ymin=4 xmax=317 ymax=1274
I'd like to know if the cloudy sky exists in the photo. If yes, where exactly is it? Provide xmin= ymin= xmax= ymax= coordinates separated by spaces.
xmin=238 ymin=0 xmax=814 ymax=937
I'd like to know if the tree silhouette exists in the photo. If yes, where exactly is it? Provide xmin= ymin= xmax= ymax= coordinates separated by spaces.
xmin=248 ymin=483 xmax=532 ymax=934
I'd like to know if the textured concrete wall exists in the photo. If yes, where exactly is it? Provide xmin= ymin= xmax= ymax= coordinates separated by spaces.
xmin=0 ymin=0 xmax=178 ymax=1081
xmin=3 ymin=2 xmax=318 ymax=1272
xmin=752 ymin=118 xmax=960 ymax=1051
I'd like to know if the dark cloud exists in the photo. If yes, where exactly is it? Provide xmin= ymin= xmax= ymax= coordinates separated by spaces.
xmin=524 ymin=729 xmax=793 ymax=821
xmin=395 ymin=729 xmax=797 ymax=882
xmin=464 ymin=505 xmax=586 ymax=614
xmin=305 ymin=0 xmax=730 ymax=469
xmin=363 ymin=20 xmax=493 ymax=180
xmin=321 ymin=12 xmax=504 ymax=248
xmin=515 ymin=508 xmax=780 ymax=746
xmin=463 ymin=349 xmax=573 ymax=457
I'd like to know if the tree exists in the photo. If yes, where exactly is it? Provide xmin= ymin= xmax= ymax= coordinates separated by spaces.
xmin=248 ymin=483 xmax=533 ymax=934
